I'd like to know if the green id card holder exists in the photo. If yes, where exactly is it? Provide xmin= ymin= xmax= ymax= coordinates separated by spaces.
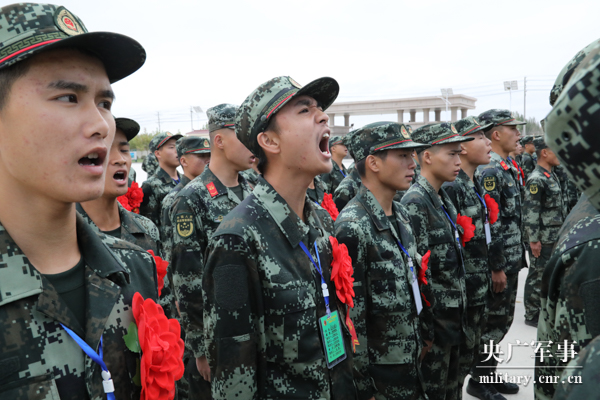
xmin=319 ymin=310 xmax=347 ymax=369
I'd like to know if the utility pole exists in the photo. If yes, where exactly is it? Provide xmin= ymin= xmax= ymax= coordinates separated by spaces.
xmin=190 ymin=107 xmax=194 ymax=131
xmin=523 ymin=76 xmax=527 ymax=136
xmin=157 ymin=112 xmax=161 ymax=132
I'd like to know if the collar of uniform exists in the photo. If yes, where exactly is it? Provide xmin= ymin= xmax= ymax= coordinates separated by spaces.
xmin=535 ymin=165 xmax=551 ymax=176
xmin=117 ymin=203 xmax=147 ymax=235
xmin=357 ymin=185 xmax=390 ymax=232
xmin=156 ymin=167 xmax=179 ymax=185
xmin=199 ymin=166 xmax=229 ymax=198
xmin=179 ymin=174 xmax=192 ymax=187
xmin=415 ymin=174 xmax=445 ymax=210
xmin=490 ymin=151 xmax=507 ymax=164
xmin=253 ymin=177 xmax=312 ymax=247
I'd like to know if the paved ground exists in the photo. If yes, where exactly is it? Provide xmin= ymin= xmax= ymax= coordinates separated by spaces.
xmin=463 ymin=264 xmax=537 ymax=400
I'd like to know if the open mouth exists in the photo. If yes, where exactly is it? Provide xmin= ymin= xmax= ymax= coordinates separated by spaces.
xmin=78 ymin=149 xmax=106 ymax=170
xmin=319 ymin=132 xmax=330 ymax=156
xmin=113 ymin=171 xmax=127 ymax=183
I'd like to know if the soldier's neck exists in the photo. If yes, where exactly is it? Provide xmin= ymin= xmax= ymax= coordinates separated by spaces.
xmin=491 ymin=143 xmax=509 ymax=160
xmin=332 ymin=153 xmax=345 ymax=167
xmin=420 ymin=168 xmax=444 ymax=193
xmin=79 ymin=196 xmax=121 ymax=231
xmin=0 ymin=179 xmax=80 ymax=275
xmin=362 ymin=176 xmax=394 ymax=216
xmin=537 ymin=159 xmax=552 ymax=172
xmin=209 ymin=155 xmax=240 ymax=187
xmin=160 ymin=163 xmax=179 ymax=180
xmin=460 ymin=161 xmax=477 ymax=182
xmin=263 ymin=167 xmax=313 ymax=223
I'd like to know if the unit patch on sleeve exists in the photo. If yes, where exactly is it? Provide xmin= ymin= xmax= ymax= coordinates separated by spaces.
xmin=176 ymin=213 xmax=194 ymax=238
xmin=484 ymin=176 xmax=496 ymax=191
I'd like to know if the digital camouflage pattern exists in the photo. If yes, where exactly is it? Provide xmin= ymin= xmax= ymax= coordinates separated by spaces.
xmin=554 ymin=165 xmax=580 ymax=212
xmin=523 ymin=165 xmax=567 ymax=322
xmin=400 ymin=174 xmax=467 ymax=400
xmin=521 ymin=151 xmax=536 ymax=178
xmin=76 ymin=203 xmax=160 ymax=253
xmin=453 ymin=116 xmax=492 ymax=137
xmin=235 ymin=76 xmax=339 ymax=156
xmin=545 ymin=40 xmax=600 ymax=211
xmin=307 ymin=175 xmax=328 ymax=205
xmin=535 ymin=194 xmax=600 ymax=400
xmin=333 ymin=168 xmax=362 ymax=212
xmin=203 ymin=177 xmax=356 ymax=400
xmin=170 ymin=166 xmax=252 ymax=359
xmin=477 ymin=109 xmax=526 ymax=127
xmin=149 ymin=132 xmax=183 ymax=153
xmin=176 ymin=136 xmax=210 ymax=158
xmin=553 ymin=334 xmax=600 ymax=400
xmin=0 ymin=3 xmax=145 ymax=83
xmin=0 ymin=214 xmax=158 ymax=400
xmin=141 ymin=153 xmax=159 ymax=175
xmin=410 ymin=122 xmax=473 ymax=147
xmin=335 ymin=185 xmax=427 ymax=400
xmin=320 ymin=159 xmax=348 ymax=195
xmin=207 ymin=103 xmax=237 ymax=133
xmin=240 ymin=168 xmax=260 ymax=187
xmin=140 ymin=167 xmax=181 ymax=231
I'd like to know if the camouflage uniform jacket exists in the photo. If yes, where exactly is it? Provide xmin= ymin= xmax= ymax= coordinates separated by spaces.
xmin=335 ymin=185 xmax=426 ymax=400
xmin=554 ymin=165 xmax=580 ymax=212
xmin=240 ymin=168 xmax=260 ymax=188
xmin=523 ymin=165 xmax=567 ymax=245
xmin=141 ymin=153 xmax=159 ymax=175
xmin=535 ymin=194 xmax=600 ymax=400
xmin=203 ymin=177 xmax=356 ymax=400
xmin=442 ymin=169 xmax=491 ymax=307
xmin=307 ymin=175 xmax=328 ymax=205
xmin=76 ymin=203 xmax=160 ymax=253
xmin=159 ymin=175 xmax=192 ymax=261
xmin=0 ymin=214 xmax=158 ymax=400
xmin=401 ymin=174 xmax=468 ymax=346
xmin=521 ymin=152 xmax=536 ymax=179
xmin=170 ymin=166 xmax=252 ymax=359
xmin=553 ymin=334 xmax=600 ymax=400
xmin=333 ymin=167 xmax=361 ymax=211
xmin=475 ymin=151 xmax=524 ymax=274
xmin=140 ymin=167 xmax=180 ymax=232
xmin=321 ymin=159 xmax=348 ymax=194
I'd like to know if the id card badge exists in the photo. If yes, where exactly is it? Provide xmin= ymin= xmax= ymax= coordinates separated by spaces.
xmin=484 ymin=222 xmax=492 ymax=245
xmin=408 ymin=259 xmax=423 ymax=315
xmin=319 ymin=311 xmax=347 ymax=369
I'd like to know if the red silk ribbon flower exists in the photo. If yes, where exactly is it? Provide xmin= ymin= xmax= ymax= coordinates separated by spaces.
xmin=419 ymin=250 xmax=431 ymax=307
xmin=148 ymin=250 xmax=168 ymax=297
xmin=484 ymin=194 xmax=499 ymax=225
xmin=321 ymin=193 xmax=339 ymax=221
xmin=456 ymin=214 xmax=475 ymax=247
xmin=329 ymin=236 xmax=355 ymax=308
xmin=132 ymin=293 xmax=185 ymax=400
xmin=118 ymin=195 xmax=132 ymax=211
xmin=117 ymin=181 xmax=144 ymax=214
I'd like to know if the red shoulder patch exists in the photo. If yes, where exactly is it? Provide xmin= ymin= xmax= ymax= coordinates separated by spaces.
xmin=543 ymin=172 xmax=551 ymax=178
xmin=206 ymin=182 xmax=218 ymax=197
xmin=500 ymin=161 xmax=510 ymax=171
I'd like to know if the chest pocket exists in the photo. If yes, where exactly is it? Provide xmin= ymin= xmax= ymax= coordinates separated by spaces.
xmin=263 ymin=286 xmax=322 ymax=364
xmin=368 ymin=259 xmax=411 ymax=313
xmin=0 ymin=373 xmax=60 ymax=400
xmin=501 ymin=182 xmax=519 ymax=212
xmin=541 ymin=183 xmax=564 ymax=226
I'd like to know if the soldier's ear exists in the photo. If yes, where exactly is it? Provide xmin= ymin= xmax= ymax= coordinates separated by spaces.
xmin=422 ymin=149 xmax=433 ymax=165
xmin=365 ymin=154 xmax=379 ymax=174
xmin=257 ymin=131 xmax=281 ymax=156
xmin=154 ymin=149 xmax=161 ymax=160
xmin=214 ymin=133 xmax=225 ymax=150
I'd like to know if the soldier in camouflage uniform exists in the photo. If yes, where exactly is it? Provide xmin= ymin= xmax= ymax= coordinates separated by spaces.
xmin=522 ymin=137 xmax=567 ymax=326
xmin=535 ymin=38 xmax=600 ymax=400
xmin=320 ymin=135 xmax=349 ymax=194
xmin=203 ymin=76 xmax=357 ymax=399
xmin=335 ymin=121 xmax=429 ymax=400
xmin=142 ymin=152 xmax=160 ymax=176
xmin=240 ymin=159 xmax=260 ymax=187
xmin=553 ymin=164 xmax=580 ymax=213
xmin=78 ymin=117 xmax=160 ymax=253
xmin=401 ymin=122 xmax=473 ymax=400
xmin=139 ymin=131 xmax=183 ymax=230
xmin=0 ymin=4 xmax=164 ymax=399
xmin=170 ymin=103 xmax=254 ymax=396
xmin=308 ymin=174 xmax=329 ymax=205
xmin=519 ymin=136 xmax=536 ymax=178
xmin=553 ymin=334 xmax=600 ymax=400
xmin=441 ymin=117 xmax=494 ymax=394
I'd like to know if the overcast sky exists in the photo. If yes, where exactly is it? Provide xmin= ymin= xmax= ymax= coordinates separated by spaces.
xmin=54 ymin=0 xmax=600 ymax=134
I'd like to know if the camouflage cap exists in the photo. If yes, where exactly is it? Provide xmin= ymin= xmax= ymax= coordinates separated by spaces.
xmin=343 ymin=129 xmax=359 ymax=159
xmin=545 ymin=41 xmax=600 ymax=210
xmin=550 ymin=39 xmax=600 ymax=106
xmin=176 ymin=136 xmax=210 ymax=158
xmin=350 ymin=122 xmax=429 ymax=162
xmin=0 ymin=3 xmax=145 ymax=83
xmin=328 ymin=135 xmax=345 ymax=149
xmin=520 ymin=135 xmax=534 ymax=146
xmin=115 ymin=117 xmax=140 ymax=142
xmin=411 ymin=122 xmax=474 ymax=150
xmin=235 ymin=76 xmax=339 ymax=155
xmin=207 ymin=103 xmax=237 ymax=133
xmin=149 ymin=132 xmax=183 ymax=152
xmin=478 ymin=109 xmax=526 ymax=126
xmin=532 ymin=137 xmax=548 ymax=151
xmin=454 ymin=116 xmax=493 ymax=136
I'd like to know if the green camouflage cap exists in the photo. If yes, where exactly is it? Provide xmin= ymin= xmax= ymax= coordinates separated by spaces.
xmin=0 ymin=3 xmax=145 ymax=83
xmin=342 ymin=129 xmax=359 ymax=159
xmin=550 ymin=39 xmax=600 ymax=106
xmin=545 ymin=40 xmax=600 ymax=210
xmin=520 ymin=135 xmax=534 ymax=146
xmin=176 ymin=136 xmax=210 ymax=158
xmin=532 ymin=137 xmax=548 ymax=151
xmin=235 ymin=76 xmax=339 ymax=155
xmin=478 ymin=109 xmax=526 ymax=126
xmin=114 ymin=117 xmax=139 ymax=142
xmin=454 ymin=116 xmax=493 ymax=136
xmin=149 ymin=132 xmax=183 ymax=152
xmin=411 ymin=122 xmax=474 ymax=150
xmin=328 ymin=135 xmax=345 ymax=149
xmin=207 ymin=103 xmax=237 ymax=133
xmin=350 ymin=121 xmax=429 ymax=162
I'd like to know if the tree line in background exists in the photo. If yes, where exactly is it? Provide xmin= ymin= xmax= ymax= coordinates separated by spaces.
xmin=513 ymin=112 xmax=544 ymax=136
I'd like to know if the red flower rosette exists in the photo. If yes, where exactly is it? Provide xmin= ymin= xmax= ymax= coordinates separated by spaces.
xmin=128 ymin=182 xmax=144 ymax=211
xmin=321 ymin=193 xmax=339 ymax=221
xmin=148 ymin=250 xmax=168 ymax=297
xmin=484 ymin=194 xmax=499 ymax=225
xmin=418 ymin=250 xmax=430 ymax=286
xmin=117 ymin=194 xmax=132 ymax=211
xmin=456 ymin=214 xmax=475 ymax=247
xmin=329 ymin=236 xmax=355 ymax=308
xmin=132 ymin=293 xmax=185 ymax=400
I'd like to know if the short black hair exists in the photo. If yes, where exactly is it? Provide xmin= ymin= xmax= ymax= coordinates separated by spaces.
xmin=256 ymin=115 xmax=280 ymax=174
xmin=0 ymin=61 xmax=31 ymax=110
